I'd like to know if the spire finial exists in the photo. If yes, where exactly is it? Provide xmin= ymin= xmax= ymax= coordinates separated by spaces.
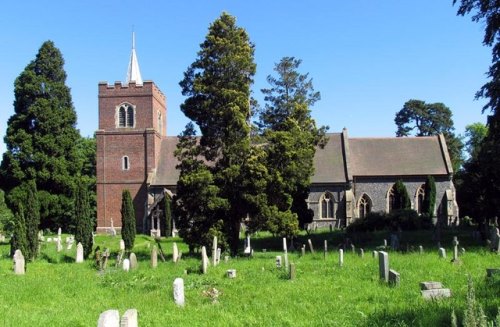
xmin=126 ymin=30 xmax=143 ymax=85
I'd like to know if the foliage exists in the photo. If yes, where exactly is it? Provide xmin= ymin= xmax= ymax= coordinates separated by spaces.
xmin=464 ymin=122 xmax=488 ymax=161
xmin=346 ymin=209 xmax=431 ymax=233
xmin=422 ymin=176 xmax=436 ymax=218
xmin=24 ymin=180 xmax=40 ymax=261
xmin=177 ymin=12 xmax=258 ymax=254
xmin=73 ymin=180 xmax=93 ymax=258
xmin=0 ymin=40 xmax=80 ymax=230
xmin=164 ymin=193 xmax=172 ymax=238
xmin=393 ymin=180 xmax=411 ymax=211
xmin=10 ymin=206 xmax=28 ymax=258
xmin=258 ymin=57 xmax=328 ymax=232
xmin=0 ymin=189 xmax=14 ymax=233
xmin=73 ymin=136 xmax=97 ymax=222
xmin=463 ymin=276 xmax=488 ymax=327
xmin=394 ymin=99 xmax=463 ymax=171
xmin=120 ymin=189 xmax=136 ymax=251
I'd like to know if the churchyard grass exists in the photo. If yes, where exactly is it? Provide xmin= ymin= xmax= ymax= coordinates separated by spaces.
xmin=0 ymin=230 xmax=499 ymax=326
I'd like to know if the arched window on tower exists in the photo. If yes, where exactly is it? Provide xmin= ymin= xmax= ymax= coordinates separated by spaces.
xmin=122 ymin=156 xmax=130 ymax=171
xmin=127 ymin=105 xmax=134 ymax=127
xmin=358 ymin=194 xmax=372 ymax=219
xmin=117 ymin=103 xmax=134 ymax=128
xmin=321 ymin=192 xmax=335 ymax=218
xmin=416 ymin=184 xmax=425 ymax=214
xmin=118 ymin=106 xmax=126 ymax=127
xmin=387 ymin=186 xmax=395 ymax=213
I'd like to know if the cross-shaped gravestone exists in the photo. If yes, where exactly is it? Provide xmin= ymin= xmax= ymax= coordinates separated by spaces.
xmin=452 ymin=236 xmax=460 ymax=262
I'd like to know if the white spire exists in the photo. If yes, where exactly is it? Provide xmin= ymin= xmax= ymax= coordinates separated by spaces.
xmin=126 ymin=32 xmax=143 ymax=85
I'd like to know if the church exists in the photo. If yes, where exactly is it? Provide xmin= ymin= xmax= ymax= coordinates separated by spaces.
xmin=95 ymin=39 xmax=458 ymax=234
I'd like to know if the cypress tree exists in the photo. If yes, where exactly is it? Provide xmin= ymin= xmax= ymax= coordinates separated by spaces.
xmin=164 ymin=194 xmax=172 ymax=238
xmin=10 ymin=205 xmax=28 ymax=258
xmin=74 ymin=181 xmax=93 ymax=258
xmin=422 ymin=175 xmax=436 ymax=218
xmin=393 ymin=180 xmax=411 ymax=210
xmin=120 ymin=189 xmax=136 ymax=251
xmin=24 ymin=180 xmax=40 ymax=261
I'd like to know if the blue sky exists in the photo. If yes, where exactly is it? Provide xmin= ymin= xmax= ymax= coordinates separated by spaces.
xmin=0 ymin=1 xmax=491 ymax=154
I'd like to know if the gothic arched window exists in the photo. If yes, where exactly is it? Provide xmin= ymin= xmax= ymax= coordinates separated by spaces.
xmin=388 ymin=187 xmax=395 ymax=213
xmin=117 ymin=103 xmax=135 ymax=128
xmin=321 ymin=192 xmax=335 ymax=218
xmin=118 ymin=107 xmax=126 ymax=127
xmin=358 ymin=194 xmax=372 ymax=219
xmin=126 ymin=105 xmax=134 ymax=127
xmin=416 ymin=184 xmax=425 ymax=214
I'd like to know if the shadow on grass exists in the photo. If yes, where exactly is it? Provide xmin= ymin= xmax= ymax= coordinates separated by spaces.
xmin=40 ymin=253 xmax=75 ymax=264
xmin=363 ymin=305 xmax=452 ymax=327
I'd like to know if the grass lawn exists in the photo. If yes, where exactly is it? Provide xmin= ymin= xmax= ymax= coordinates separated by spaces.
xmin=0 ymin=229 xmax=499 ymax=326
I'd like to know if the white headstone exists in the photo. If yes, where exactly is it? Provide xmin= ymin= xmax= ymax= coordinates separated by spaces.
xmin=216 ymin=248 xmax=221 ymax=264
xmin=244 ymin=235 xmax=251 ymax=254
xmin=129 ymin=253 xmax=138 ymax=269
xmin=378 ymin=251 xmax=389 ymax=282
xmin=339 ymin=249 xmax=344 ymax=267
xmin=151 ymin=246 xmax=158 ymax=268
xmin=173 ymin=242 xmax=179 ymax=263
xmin=120 ymin=309 xmax=138 ymax=327
xmin=58 ymin=227 xmax=62 ymax=237
xmin=212 ymin=236 xmax=218 ymax=266
xmin=67 ymin=240 xmax=74 ymax=250
xmin=123 ymin=259 xmax=130 ymax=272
xmin=173 ymin=278 xmax=185 ymax=306
xmin=227 ymin=269 xmax=236 ymax=278
xmin=438 ymin=247 xmax=446 ymax=259
xmin=283 ymin=237 xmax=289 ymax=272
xmin=97 ymin=309 xmax=120 ymax=327
xmin=13 ymin=249 xmax=25 ymax=275
xmin=47 ymin=237 xmax=53 ymax=242
xmin=119 ymin=239 xmax=125 ymax=251
xmin=76 ymin=242 xmax=84 ymax=263
xmin=201 ymin=246 xmax=208 ymax=274
xmin=56 ymin=237 xmax=62 ymax=252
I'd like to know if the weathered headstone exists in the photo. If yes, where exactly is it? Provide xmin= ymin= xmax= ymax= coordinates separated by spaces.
xmin=421 ymin=288 xmax=451 ymax=299
xmin=13 ymin=249 xmax=25 ymax=275
xmin=372 ymin=250 xmax=378 ymax=258
xmin=244 ymin=235 xmax=251 ymax=255
xmin=452 ymin=236 xmax=460 ymax=262
xmin=289 ymin=263 xmax=296 ymax=280
xmin=301 ymin=245 xmax=306 ymax=257
xmin=339 ymin=249 xmax=344 ymax=267
xmin=283 ymin=237 xmax=289 ymax=272
xmin=216 ymin=248 xmax=221 ymax=264
xmin=308 ymin=239 xmax=315 ymax=253
xmin=350 ymin=244 xmax=355 ymax=254
xmin=438 ymin=247 xmax=446 ymax=259
xmin=58 ymin=227 xmax=62 ymax=237
xmin=323 ymin=240 xmax=328 ymax=260
xmin=378 ymin=251 xmax=389 ymax=282
xmin=227 ymin=269 xmax=236 ymax=278
xmin=97 ymin=310 xmax=120 ymax=327
xmin=172 ymin=242 xmax=179 ymax=263
xmin=276 ymin=255 xmax=282 ymax=268
xmin=67 ymin=240 xmax=74 ymax=250
xmin=359 ymin=248 xmax=364 ymax=258
xmin=212 ymin=236 xmax=217 ymax=266
xmin=173 ymin=278 xmax=185 ymax=306
xmin=151 ymin=246 xmax=158 ymax=268
xmin=383 ymin=239 xmax=387 ymax=249
xmin=224 ymin=255 xmax=229 ymax=263
xmin=129 ymin=253 xmax=138 ymax=270
xmin=119 ymin=239 xmax=125 ymax=251
xmin=389 ymin=269 xmax=400 ymax=286
xmin=56 ymin=237 xmax=62 ymax=252
xmin=420 ymin=281 xmax=443 ymax=290
xmin=123 ymin=258 xmax=130 ymax=272
xmin=120 ymin=309 xmax=138 ymax=327
xmin=460 ymin=247 xmax=466 ymax=255
xmin=201 ymin=246 xmax=208 ymax=274
xmin=419 ymin=245 xmax=424 ymax=254
xmin=76 ymin=242 xmax=84 ymax=263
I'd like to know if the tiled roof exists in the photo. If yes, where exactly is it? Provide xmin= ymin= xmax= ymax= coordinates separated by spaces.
xmin=311 ymin=133 xmax=347 ymax=183
xmin=151 ymin=137 xmax=179 ymax=186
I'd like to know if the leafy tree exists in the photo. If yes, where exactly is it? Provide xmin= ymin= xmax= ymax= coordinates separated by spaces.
xmin=120 ymin=190 xmax=136 ymax=251
xmin=178 ymin=13 xmax=258 ymax=254
xmin=10 ymin=205 xmax=28 ymax=258
xmin=422 ymin=176 xmax=436 ymax=218
xmin=0 ymin=189 xmax=14 ymax=233
xmin=393 ymin=180 xmax=411 ymax=211
xmin=464 ymin=122 xmax=488 ymax=160
xmin=258 ymin=57 xmax=328 ymax=232
xmin=74 ymin=136 xmax=97 ymax=226
xmin=73 ymin=180 xmax=93 ymax=258
xmin=395 ymin=100 xmax=463 ymax=171
xmin=0 ymin=40 xmax=80 ymax=230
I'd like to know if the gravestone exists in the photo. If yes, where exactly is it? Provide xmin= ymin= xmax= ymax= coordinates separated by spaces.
xmin=383 ymin=239 xmax=387 ymax=249
xmin=212 ymin=236 xmax=217 ymax=266
xmin=451 ymin=236 xmax=460 ymax=263
xmin=67 ymin=239 xmax=74 ymax=250
xmin=372 ymin=250 xmax=378 ymax=258
xmin=350 ymin=244 xmax=355 ymax=254
xmin=123 ymin=259 xmax=130 ymax=272
xmin=438 ymin=247 xmax=446 ymax=259
xmin=308 ymin=239 xmax=315 ymax=253
xmin=102 ymin=249 xmax=110 ymax=270
xmin=244 ymin=235 xmax=251 ymax=255
xmin=151 ymin=246 xmax=158 ymax=268
xmin=378 ymin=251 xmax=389 ymax=282
xmin=119 ymin=239 xmax=125 ymax=251
xmin=129 ymin=253 xmax=138 ymax=270
xmin=216 ymin=248 xmax=221 ymax=264
xmin=420 ymin=281 xmax=451 ymax=299
xmin=172 ymin=242 xmax=179 ymax=263
xmin=460 ymin=247 xmax=466 ymax=255
xmin=13 ymin=249 xmax=25 ymax=275
xmin=58 ymin=227 xmax=62 ymax=237
xmin=323 ymin=240 xmax=328 ymax=260
xmin=224 ymin=255 xmax=229 ymax=263
xmin=109 ymin=218 xmax=117 ymax=237
xmin=276 ymin=255 xmax=282 ymax=268
xmin=389 ymin=269 xmax=400 ymax=286
xmin=120 ymin=309 xmax=138 ymax=327
xmin=289 ymin=263 xmax=296 ymax=280
xmin=490 ymin=227 xmax=499 ymax=251
xmin=283 ymin=238 xmax=289 ymax=272
xmin=201 ymin=246 xmax=208 ymax=274
xmin=339 ymin=249 xmax=344 ymax=267
xmin=76 ymin=242 xmax=84 ymax=263
xmin=56 ymin=237 xmax=63 ymax=252
xmin=97 ymin=310 xmax=120 ymax=327
xmin=227 ymin=269 xmax=236 ymax=278
xmin=301 ymin=245 xmax=306 ymax=257
xmin=173 ymin=278 xmax=185 ymax=306
xmin=359 ymin=248 xmax=364 ymax=258
xmin=419 ymin=245 xmax=424 ymax=254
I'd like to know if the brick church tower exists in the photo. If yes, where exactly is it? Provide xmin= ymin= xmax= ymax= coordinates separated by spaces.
xmin=96 ymin=34 xmax=166 ymax=233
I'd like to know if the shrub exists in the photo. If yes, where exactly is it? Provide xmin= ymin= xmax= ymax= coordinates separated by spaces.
xmin=347 ymin=209 xmax=431 ymax=233
xmin=74 ymin=181 xmax=94 ymax=258
xmin=120 ymin=189 xmax=136 ymax=251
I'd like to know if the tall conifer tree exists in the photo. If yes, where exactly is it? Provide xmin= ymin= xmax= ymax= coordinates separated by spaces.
xmin=422 ymin=176 xmax=436 ymax=218
xmin=24 ymin=180 xmax=40 ymax=261
xmin=121 ymin=190 xmax=136 ymax=251
xmin=74 ymin=181 xmax=93 ymax=258
xmin=10 ymin=205 xmax=28 ymax=258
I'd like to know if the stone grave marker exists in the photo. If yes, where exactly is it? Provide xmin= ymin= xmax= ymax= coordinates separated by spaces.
xmin=173 ymin=278 xmax=185 ymax=306
xmin=276 ymin=255 xmax=282 ymax=268
xmin=129 ymin=253 xmax=138 ymax=270
xmin=308 ymin=239 xmax=315 ymax=253
xmin=76 ymin=242 xmax=84 ymax=263
xmin=227 ymin=269 xmax=236 ymax=278
xmin=97 ymin=309 xmax=120 ymax=327
xmin=201 ymin=246 xmax=208 ymax=274
xmin=289 ymin=263 xmax=296 ymax=280
xmin=224 ymin=255 xmax=229 ymax=263
xmin=56 ymin=237 xmax=63 ymax=252
xmin=172 ymin=242 xmax=179 ymax=263
xmin=350 ymin=244 xmax=355 ymax=254
xmin=323 ymin=240 xmax=328 ymax=260
xmin=301 ymin=245 xmax=306 ymax=257
xmin=420 ymin=281 xmax=451 ymax=299
xmin=378 ymin=251 xmax=389 ymax=282
xmin=119 ymin=239 xmax=125 ymax=251
xmin=102 ymin=249 xmax=110 ymax=271
xmin=438 ymin=247 xmax=446 ymax=259
xmin=383 ymin=239 xmax=387 ymax=249
xmin=216 ymin=248 xmax=221 ymax=264
xmin=151 ymin=246 xmax=158 ymax=268
xmin=339 ymin=249 xmax=344 ymax=267
xmin=123 ymin=259 xmax=130 ymax=272
xmin=419 ymin=245 xmax=424 ymax=254
xmin=121 ymin=309 xmax=138 ymax=327
xmin=67 ymin=239 xmax=74 ymax=250
xmin=460 ymin=247 xmax=466 ymax=255
xmin=212 ymin=236 xmax=217 ymax=266
xmin=244 ymin=235 xmax=251 ymax=255
xmin=372 ymin=250 xmax=378 ymax=258
xmin=359 ymin=248 xmax=364 ymax=258
xmin=13 ymin=249 xmax=25 ymax=275
xmin=389 ymin=269 xmax=400 ymax=286
xmin=283 ymin=237 xmax=289 ymax=272
xmin=452 ymin=236 xmax=460 ymax=263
